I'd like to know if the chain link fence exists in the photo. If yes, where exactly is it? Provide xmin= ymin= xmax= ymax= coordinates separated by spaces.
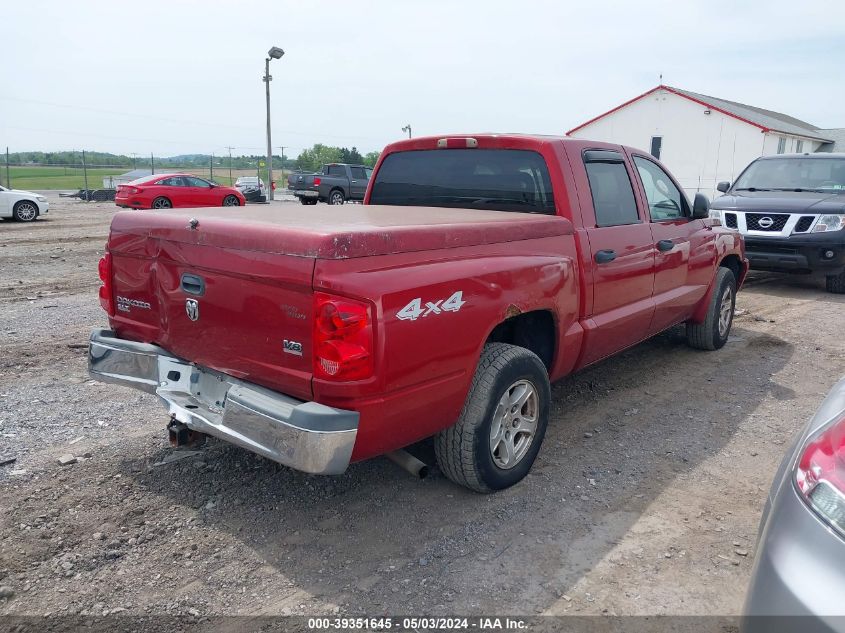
xmin=1 ymin=149 xmax=290 ymax=201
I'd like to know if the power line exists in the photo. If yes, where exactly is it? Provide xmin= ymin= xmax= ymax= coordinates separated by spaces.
xmin=2 ymin=95 xmax=389 ymax=144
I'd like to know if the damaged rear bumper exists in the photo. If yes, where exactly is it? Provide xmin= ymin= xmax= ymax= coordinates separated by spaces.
xmin=87 ymin=329 xmax=358 ymax=474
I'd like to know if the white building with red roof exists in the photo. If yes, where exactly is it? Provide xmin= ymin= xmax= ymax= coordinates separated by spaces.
xmin=567 ymin=85 xmax=843 ymax=198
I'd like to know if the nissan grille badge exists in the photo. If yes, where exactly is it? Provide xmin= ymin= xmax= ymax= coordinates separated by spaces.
xmin=758 ymin=216 xmax=774 ymax=229
xmin=185 ymin=299 xmax=200 ymax=322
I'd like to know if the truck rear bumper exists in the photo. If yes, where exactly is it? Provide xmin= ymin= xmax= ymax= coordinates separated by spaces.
xmin=293 ymin=190 xmax=319 ymax=198
xmin=88 ymin=329 xmax=358 ymax=474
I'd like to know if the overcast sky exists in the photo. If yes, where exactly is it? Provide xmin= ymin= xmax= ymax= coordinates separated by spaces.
xmin=2 ymin=0 xmax=844 ymax=159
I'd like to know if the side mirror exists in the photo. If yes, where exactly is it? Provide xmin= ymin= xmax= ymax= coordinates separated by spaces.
xmin=716 ymin=181 xmax=730 ymax=193
xmin=692 ymin=193 xmax=710 ymax=219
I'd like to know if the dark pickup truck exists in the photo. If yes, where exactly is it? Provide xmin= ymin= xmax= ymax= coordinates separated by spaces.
xmin=287 ymin=163 xmax=372 ymax=205
xmin=711 ymin=153 xmax=845 ymax=293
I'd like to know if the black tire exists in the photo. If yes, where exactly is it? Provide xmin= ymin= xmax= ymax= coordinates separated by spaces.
xmin=12 ymin=200 xmax=39 ymax=222
xmin=328 ymin=189 xmax=345 ymax=205
xmin=222 ymin=195 xmax=240 ymax=207
xmin=686 ymin=267 xmax=736 ymax=350
xmin=151 ymin=197 xmax=172 ymax=210
xmin=825 ymin=271 xmax=845 ymax=294
xmin=434 ymin=343 xmax=550 ymax=493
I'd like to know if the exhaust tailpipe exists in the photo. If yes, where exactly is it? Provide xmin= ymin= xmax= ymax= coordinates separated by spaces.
xmin=386 ymin=449 xmax=429 ymax=479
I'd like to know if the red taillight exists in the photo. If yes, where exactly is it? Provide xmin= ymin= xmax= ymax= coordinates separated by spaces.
xmin=796 ymin=415 xmax=845 ymax=535
xmin=313 ymin=177 xmax=321 ymax=187
xmin=313 ymin=292 xmax=374 ymax=381
xmin=98 ymin=252 xmax=114 ymax=316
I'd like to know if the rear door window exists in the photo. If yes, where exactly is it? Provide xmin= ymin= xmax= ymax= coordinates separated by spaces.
xmin=327 ymin=165 xmax=346 ymax=177
xmin=350 ymin=166 xmax=367 ymax=180
xmin=583 ymin=151 xmax=640 ymax=227
xmin=159 ymin=177 xmax=186 ymax=187
xmin=369 ymin=149 xmax=555 ymax=214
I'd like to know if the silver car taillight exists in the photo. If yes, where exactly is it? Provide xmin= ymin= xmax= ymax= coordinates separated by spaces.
xmin=795 ymin=414 xmax=845 ymax=535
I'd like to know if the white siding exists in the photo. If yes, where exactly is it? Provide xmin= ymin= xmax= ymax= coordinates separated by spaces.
xmin=569 ymin=89 xmax=823 ymax=199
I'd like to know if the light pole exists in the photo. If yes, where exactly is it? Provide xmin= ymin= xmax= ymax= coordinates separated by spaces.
xmin=264 ymin=46 xmax=284 ymax=201
xmin=401 ymin=124 xmax=412 ymax=139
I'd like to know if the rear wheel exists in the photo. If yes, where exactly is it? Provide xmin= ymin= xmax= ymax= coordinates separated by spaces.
xmin=12 ymin=200 xmax=39 ymax=222
xmin=328 ymin=189 xmax=345 ymax=205
xmin=151 ymin=197 xmax=172 ymax=209
xmin=686 ymin=267 xmax=736 ymax=350
xmin=435 ymin=343 xmax=550 ymax=493
xmin=826 ymin=270 xmax=845 ymax=294
xmin=222 ymin=195 xmax=240 ymax=207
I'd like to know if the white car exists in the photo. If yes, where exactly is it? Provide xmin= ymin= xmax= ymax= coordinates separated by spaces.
xmin=0 ymin=185 xmax=49 ymax=222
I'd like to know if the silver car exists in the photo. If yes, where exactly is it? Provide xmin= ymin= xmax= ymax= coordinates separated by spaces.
xmin=744 ymin=377 xmax=845 ymax=632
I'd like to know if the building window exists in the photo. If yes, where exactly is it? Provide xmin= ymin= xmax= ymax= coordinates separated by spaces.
xmin=650 ymin=136 xmax=662 ymax=160
xmin=777 ymin=137 xmax=786 ymax=154
xmin=796 ymin=140 xmax=804 ymax=153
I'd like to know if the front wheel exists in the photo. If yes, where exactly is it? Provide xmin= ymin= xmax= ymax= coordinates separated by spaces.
xmin=686 ymin=267 xmax=736 ymax=350
xmin=435 ymin=343 xmax=550 ymax=493
xmin=826 ymin=270 xmax=845 ymax=294
xmin=12 ymin=201 xmax=39 ymax=222
xmin=151 ymin=197 xmax=172 ymax=209
xmin=328 ymin=189 xmax=345 ymax=205
xmin=222 ymin=195 xmax=240 ymax=207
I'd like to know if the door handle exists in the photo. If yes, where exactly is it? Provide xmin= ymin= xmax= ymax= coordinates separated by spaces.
xmin=180 ymin=273 xmax=205 ymax=296
xmin=594 ymin=249 xmax=617 ymax=264
xmin=656 ymin=239 xmax=674 ymax=252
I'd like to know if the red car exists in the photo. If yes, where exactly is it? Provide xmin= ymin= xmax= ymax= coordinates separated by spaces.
xmin=115 ymin=173 xmax=245 ymax=210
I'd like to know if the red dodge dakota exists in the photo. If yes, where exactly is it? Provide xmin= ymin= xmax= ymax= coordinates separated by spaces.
xmin=89 ymin=134 xmax=747 ymax=492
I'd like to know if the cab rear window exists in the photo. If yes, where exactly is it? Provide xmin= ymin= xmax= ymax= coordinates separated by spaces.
xmin=369 ymin=149 xmax=556 ymax=214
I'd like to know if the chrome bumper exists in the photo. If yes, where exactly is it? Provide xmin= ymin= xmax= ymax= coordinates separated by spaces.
xmin=293 ymin=189 xmax=319 ymax=198
xmin=88 ymin=329 xmax=358 ymax=474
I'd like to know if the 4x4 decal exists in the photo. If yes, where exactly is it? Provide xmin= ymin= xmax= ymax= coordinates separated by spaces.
xmin=396 ymin=291 xmax=466 ymax=321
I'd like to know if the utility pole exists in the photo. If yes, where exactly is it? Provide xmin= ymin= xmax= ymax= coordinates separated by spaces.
xmin=151 ymin=152 xmax=155 ymax=175
xmin=210 ymin=153 xmax=214 ymax=180
xmin=264 ymin=46 xmax=285 ymax=201
xmin=402 ymin=124 xmax=412 ymax=139
xmin=227 ymin=146 xmax=235 ymax=185
xmin=131 ymin=152 xmax=137 ymax=170
xmin=4 ymin=147 xmax=9 ymax=189
xmin=82 ymin=150 xmax=89 ymax=201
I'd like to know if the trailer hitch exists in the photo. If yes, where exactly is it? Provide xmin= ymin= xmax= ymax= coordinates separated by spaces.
xmin=167 ymin=415 xmax=206 ymax=447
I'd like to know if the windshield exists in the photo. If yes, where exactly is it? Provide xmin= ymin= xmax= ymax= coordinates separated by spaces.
xmin=369 ymin=149 xmax=556 ymax=214
xmin=734 ymin=157 xmax=845 ymax=192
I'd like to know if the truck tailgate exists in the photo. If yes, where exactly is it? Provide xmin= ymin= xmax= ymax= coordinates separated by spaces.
xmin=108 ymin=213 xmax=316 ymax=401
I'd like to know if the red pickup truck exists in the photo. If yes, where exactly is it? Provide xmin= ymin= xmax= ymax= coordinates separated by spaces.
xmin=89 ymin=134 xmax=747 ymax=492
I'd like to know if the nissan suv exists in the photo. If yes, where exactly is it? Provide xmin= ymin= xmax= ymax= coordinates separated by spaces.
xmin=710 ymin=153 xmax=845 ymax=293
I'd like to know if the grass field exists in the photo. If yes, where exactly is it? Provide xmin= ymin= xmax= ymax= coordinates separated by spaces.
xmin=2 ymin=167 xmax=125 ymax=191
xmin=1 ymin=166 xmax=287 ymax=190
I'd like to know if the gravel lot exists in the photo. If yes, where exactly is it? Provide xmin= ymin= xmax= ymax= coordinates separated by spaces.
xmin=1 ymin=194 xmax=844 ymax=620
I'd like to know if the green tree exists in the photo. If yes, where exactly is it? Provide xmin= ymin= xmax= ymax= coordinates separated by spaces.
xmin=363 ymin=151 xmax=380 ymax=167
xmin=340 ymin=146 xmax=364 ymax=164
xmin=295 ymin=144 xmax=344 ymax=172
